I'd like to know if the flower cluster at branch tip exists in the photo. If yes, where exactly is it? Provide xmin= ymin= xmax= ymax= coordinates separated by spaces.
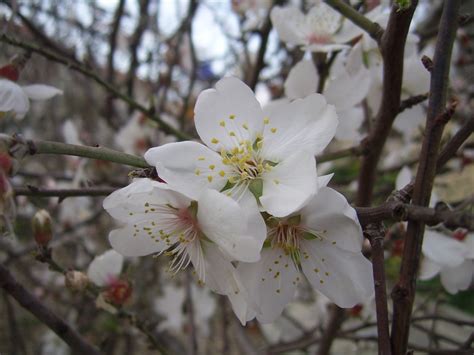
xmin=104 ymin=75 xmax=374 ymax=324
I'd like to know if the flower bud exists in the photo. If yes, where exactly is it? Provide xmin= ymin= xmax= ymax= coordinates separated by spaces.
xmin=104 ymin=279 xmax=132 ymax=306
xmin=32 ymin=209 xmax=53 ymax=247
xmin=65 ymin=270 xmax=89 ymax=291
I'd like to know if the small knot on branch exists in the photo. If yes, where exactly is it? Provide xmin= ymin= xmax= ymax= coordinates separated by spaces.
xmin=434 ymin=99 xmax=458 ymax=126
xmin=421 ymin=55 xmax=434 ymax=72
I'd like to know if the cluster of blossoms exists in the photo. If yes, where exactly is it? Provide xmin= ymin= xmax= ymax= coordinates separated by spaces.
xmin=104 ymin=76 xmax=374 ymax=324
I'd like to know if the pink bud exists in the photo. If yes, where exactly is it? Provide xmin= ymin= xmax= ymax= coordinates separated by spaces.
xmin=32 ymin=209 xmax=53 ymax=247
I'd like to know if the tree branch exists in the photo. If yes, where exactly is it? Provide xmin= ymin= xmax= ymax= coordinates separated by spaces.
xmin=2 ymin=134 xmax=149 ymax=168
xmin=0 ymin=263 xmax=102 ymax=355
xmin=391 ymin=2 xmax=462 ymax=353
xmin=0 ymin=33 xmax=191 ymax=140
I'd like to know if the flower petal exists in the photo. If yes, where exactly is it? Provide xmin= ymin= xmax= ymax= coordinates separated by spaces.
xmin=300 ymin=239 xmax=374 ymax=308
xmin=301 ymin=187 xmax=362 ymax=251
xmin=284 ymin=59 xmax=318 ymax=100
xmin=197 ymin=189 xmax=262 ymax=262
xmin=270 ymin=6 xmax=306 ymax=47
xmin=194 ymin=77 xmax=264 ymax=151
xmin=22 ymin=84 xmax=63 ymax=100
xmin=422 ymin=230 xmax=467 ymax=268
xmin=325 ymin=67 xmax=371 ymax=111
xmin=103 ymin=179 xmax=190 ymax=224
xmin=108 ymin=221 xmax=178 ymax=257
xmin=260 ymin=151 xmax=317 ymax=217
xmin=334 ymin=107 xmax=364 ymax=142
xmin=0 ymin=79 xmax=30 ymax=118
xmin=260 ymin=93 xmax=338 ymax=160
xmin=418 ymin=256 xmax=441 ymax=280
xmin=145 ymin=142 xmax=230 ymax=200
xmin=238 ymin=248 xmax=300 ymax=323
xmin=87 ymin=250 xmax=124 ymax=287
xmin=440 ymin=260 xmax=474 ymax=294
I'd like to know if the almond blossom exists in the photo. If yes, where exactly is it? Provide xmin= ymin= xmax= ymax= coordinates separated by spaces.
xmin=144 ymin=77 xmax=338 ymax=218
xmin=266 ymin=57 xmax=371 ymax=142
xmin=0 ymin=78 xmax=63 ymax=119
xmin=270 ymin=1 xmax=357 ymax=53
xmin=419 ymin=230 xmax=474 ymax=294
xmin=103 ymin=178 xmax=262 ymax=321
xmin=235 ymin=183 xmax=374 ymax=323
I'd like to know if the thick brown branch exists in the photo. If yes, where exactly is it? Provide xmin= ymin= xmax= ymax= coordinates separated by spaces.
xmin=0 ymin=263 xmax=101 ymax=354
xmin=14 ymin=186 xmax=116 ymax=197
xmin=391 ymin=2 xmax=462 ymax=354
xmin=356 ymin=1 xmax=418 ymax=206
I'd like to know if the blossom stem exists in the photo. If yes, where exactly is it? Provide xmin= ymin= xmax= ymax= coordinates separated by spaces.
xmin=2 ymin=134 xmax=150 ymax=168
xmin=324 ymin=0 xmax=384 ymax=43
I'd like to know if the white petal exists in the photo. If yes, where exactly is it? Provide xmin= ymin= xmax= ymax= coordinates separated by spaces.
xmin=300 ymin=240 xmax=374 ymax=307
xmin=325 ymin=66 xmax=371 ymax=111
xmin=270 ymin=6 xmax=305 ymax=47
xmin=197 ymin=189 xmax=262 ymax=262
xmin=418 ymin=256 xmax=441 ymax=280
xmin=465 ymin=234 xmax=474 ymax=259
xmin=305 ymin=43 xmax=350 ymax=53
xmin=422 ymin=230 xmax=467 ymax=268
xmin=260 ymin=93 xmax=338 ymax=160
xmin=305 ymin=2 xmax=342 ymax=37
xmin=260 ymin=151 xmax=317 ymax=217
xmin=238 ymin=248 xmax=300 ymax=323
xmin=317 ymin=173 xmax=333 ymax=188
xmin=334 ymin=107 xmax=364 ymax=142
xmin=194 ymin=77 xmax=264 ymax=151
xmin=402 ymin=55 xmax=430 ymax=96
xmin=108 ymin=222 xmax=177 ymax=257
xmin=301 ymin=187 xmax=361 ymax=243
xmin=395 ymin=166 xmax=412 ymax=191
xmin=103 ymin=179 xmax=190 ymax=223
xmin=144 ymin=142 xmax=230 ymax=200
xmin=393 ymin=104 xmax=426 ymax=140
xmin=87 ymin=250 xmax=124 ymax=287
xmin=0 ymin=79 xmax=30 ymax=118
xmin=440 ymin=260 xmax=474 ymax=294
xmin=22 ymin=84 xmax=63 ymax=100
xmin=284 ymin=59 xmax=318 ymax=100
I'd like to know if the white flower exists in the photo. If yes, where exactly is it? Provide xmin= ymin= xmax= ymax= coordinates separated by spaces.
xmin=0 ymin=79 xmax=63 ymax=119
xmin=235 ymin=184 xmax=374 ymax=323
xmin=103 ymin=178 xmax=261 ymax=323
xmin=268 ymin=57 xmax=370 ymax=142
xmin=270 ymin=2 xmax=357 ymax=53
xmin=87 ymin=249 xmax=124 ymax=287
xmin=419 ymin=230 xmax=474 ymax=294
xmin=145 ymin=77 xmax=338 ymax=218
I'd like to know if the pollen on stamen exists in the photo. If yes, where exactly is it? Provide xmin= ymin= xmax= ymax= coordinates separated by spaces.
xmin=263 ymin=117 xmax=270 ymax=124
xmin=242 ymin=123 xmax=249 ymax=130
xmin=207 ymin=175 xmax=213 ymax=182
xmin=219 ymin=170 xmax=226 ymax=177
xmin=270 ymin=127 xmax=277 ymax=134
xmin=229 ymin=131 xmax=236 ymax=137
xmin=219 ymin=120 xmax=226 ymax=127
xmin=195 ymin=169 xmax=201 ymax=176
xmin=229 ymin=114 xmax=236 ymax=120
xmin=273 ymin=179 xmax=280 ymax=185
xmin=209 ymin=164 xmax=215 ymax=170
xmin=197 ymin=156 xmax=206 ymax=161
xmin=211 ymin=138 xmax=219 ymax=144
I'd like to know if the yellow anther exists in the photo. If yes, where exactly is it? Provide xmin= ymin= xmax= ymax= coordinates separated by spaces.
xmin=241 ymin=171 xmax=249 ymax=179
xmin=229 ymin=131 xmax=236 ymax=137
xmin=207 ymin=175 xmax=213 ymax=183
xmin=219 ymin=170 xmax=226 ymax=177
xmin=219 ymin=120 xmax=226 ymax=127
xmin=231 ymin=147 xmax=239 ymax=155
xmin=209 ymin=164 xmax=215 ymax=170
xmin=257 ymin=140 xmax=263 ymax=149
xmin=263 ymin=117 xmax=270 ymax=124
xmin=229 ymin=114 xmax=236 ymax=119
xmin=195 ymin=169 xmax=201 ymax=176
xmin=211 ymin=138 xmax=219 ymax=144
xmin=197 ymin=156 xmax=205 ymax=161
xmin=242 ymin=123 xmax=249 ymax=130
xmin=273 ymin=179 xmax=280 ymax=185
xmin=228 ymin=176 xmax=237 ymax=184
xmin=271 ymin=127 xmax=277 ymax=134
xmin=222 ymin=158 xmax=230 ymax=165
